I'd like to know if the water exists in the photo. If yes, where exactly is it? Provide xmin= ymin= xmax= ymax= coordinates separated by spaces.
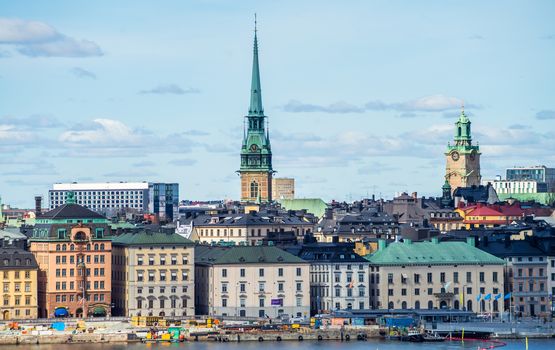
xmin=4 ymin=339 xmax=555 ymax=350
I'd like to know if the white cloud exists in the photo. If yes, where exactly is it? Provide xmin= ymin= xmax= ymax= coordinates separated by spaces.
xmin=0 ymin=18 xmax=102 ymax=57
xmin=59 ymin=118 xmax=141 ymax=145
xmin=71 ymin=67 xmax=96 ymax=79
xmin=283 ymin=95 xmax=474 ymax=114
xmin=139 ymin=84 xmax=200 ymax=95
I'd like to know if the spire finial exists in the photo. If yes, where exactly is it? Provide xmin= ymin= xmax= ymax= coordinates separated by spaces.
xmin=254 ymin=13 xmax=257 ymax=34
xmin=461 ymin=99 xmax=465 ymax=114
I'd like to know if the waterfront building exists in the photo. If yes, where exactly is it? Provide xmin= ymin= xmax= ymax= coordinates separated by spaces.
xmin=445 ymin=108 xmax=481 ymax=193
xmin=29 ymin=192 xmax=112 ymax=318
xmin=478 ymin=237 xmax=554 ymax=318
xmin=238 ymin=23 xmax=274 ymax=203
xmin=272 ymin=178 xmax=295 ymax=200
xmin=365 ymin=238 xmax=505 ymax=313
xmin=49 ymin=182 xmax=179 ymax=221
xmin=0 ymin=248 xmax=39 ymax=320
xmin=195 ymin=245 xmax=310 ymax=318
xmin=190 ymin=211 xmax=314 ymax=245
xmin=288 ymin=243 xmax=370 ymax=314
xmin=112 ymin=230 xmax=195 ymax=317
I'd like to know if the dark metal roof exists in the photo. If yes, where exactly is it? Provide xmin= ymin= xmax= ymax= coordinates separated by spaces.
xmin=0 ymin=248 xmax=38 ymax=270
xmin=39 ymin=203 xmax=106 ymax=220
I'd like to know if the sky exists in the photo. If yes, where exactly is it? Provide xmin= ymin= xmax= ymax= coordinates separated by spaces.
xmin=0 ymin=0 xmax=554 ymax=207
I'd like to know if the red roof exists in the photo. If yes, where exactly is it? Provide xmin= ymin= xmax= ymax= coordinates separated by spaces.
xmin=466 ymin=206 xmax=503 ymax=217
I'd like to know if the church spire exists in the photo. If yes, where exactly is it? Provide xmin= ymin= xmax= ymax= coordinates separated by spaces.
xmin=248 ymin=14 xmax=264 ymax=116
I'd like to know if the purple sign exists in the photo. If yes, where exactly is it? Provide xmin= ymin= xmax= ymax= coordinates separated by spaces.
xmin=271 ymin=298 xmax=283 ymax=306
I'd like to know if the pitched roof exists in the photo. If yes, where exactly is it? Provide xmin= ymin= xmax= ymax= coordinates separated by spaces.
xmin=467 ymin=206 xmax=503 ymax=217
xmin=112 ymin=230 xmax=194 ymax=246
xmin=365 ymin=240 xmax=504 ymax=266
xmin=39 ymin=203 xmax=105 ymax=220
xmin=277 ymin=198 xmax=328 ymax=218
xmin=291 ymin=243 xmax=369 ymax=263
xmin=195 ymin=245 xmax=307 ymax=265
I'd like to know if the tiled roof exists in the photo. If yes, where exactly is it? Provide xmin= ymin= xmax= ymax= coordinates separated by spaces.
xmin=39 ymin=203 xmax=105 ymax=220
xmin=195 ymin=245 xmax=307 ymax=265
xmin=365 ymin=240 xmax=505 ymax=266
xmin=467 ymin=206 xmax=503 ymax=217
xmin=112 ymin=230 xmax=194 ymax=246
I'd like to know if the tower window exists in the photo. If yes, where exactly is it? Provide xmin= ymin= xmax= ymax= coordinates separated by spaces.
xmin=250 ymin=181 xmax=259 ymax=199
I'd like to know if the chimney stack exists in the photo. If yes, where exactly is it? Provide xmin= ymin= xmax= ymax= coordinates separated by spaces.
xmin=35 ymin=196 xmax=42 ymax=216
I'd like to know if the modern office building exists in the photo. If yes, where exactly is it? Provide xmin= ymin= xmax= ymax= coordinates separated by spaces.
xmin=112 ymin=230 xmax=195 ymax=317
xmin=49 ymin=182 xmax=179 ymax=221
xmin=272 ymin=178 xmax=295 ymax=200
xmin=506 ymin=166 xmax=555 ymax=185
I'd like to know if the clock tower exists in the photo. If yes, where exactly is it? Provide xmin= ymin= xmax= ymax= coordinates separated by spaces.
xmin=445 ymin=108 xmax=481 ymax=193
xmin=238 ymin=21 xmax=273 ymax=203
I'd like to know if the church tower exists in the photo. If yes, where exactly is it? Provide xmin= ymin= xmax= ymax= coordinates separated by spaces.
xmin=239 ymin=20 xmax=273 ymax=203
xmin=445 ymin=107 xmax=481 ymax=193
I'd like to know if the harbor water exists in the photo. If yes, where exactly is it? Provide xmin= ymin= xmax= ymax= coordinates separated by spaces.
xmin=3 ymin=339 xmax=555 ymax=350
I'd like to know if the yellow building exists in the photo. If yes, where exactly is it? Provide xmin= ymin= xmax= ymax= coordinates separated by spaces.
xmin=0 ymin=249 xmax=39 ymax=320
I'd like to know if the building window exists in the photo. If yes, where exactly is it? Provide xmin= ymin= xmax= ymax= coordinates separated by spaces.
xmin=427 ymin=273 xmax=433 ymax=283
xmin=493 ymin=272 xmax=498 ymax=283
xmin=240 ymin=269 xmax=246 ymax=277
xmin=479 ymin=272 xmax=485 ymax=283
xmin=259 ymin=268 xmax=264 ymax=277
xmin=222 ymin=269 xmax=227 ymax=278
xmin=250 ymin=181 xmax=259 ymax=199
xmin=296 ymin=267 xmax=301 ymax=277
xmin=466 ymin=272 xmax=472 ymax=282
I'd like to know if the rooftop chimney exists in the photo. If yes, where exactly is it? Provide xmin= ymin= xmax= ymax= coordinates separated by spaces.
xmin=35 ymin=196 xmax=42 ymax=216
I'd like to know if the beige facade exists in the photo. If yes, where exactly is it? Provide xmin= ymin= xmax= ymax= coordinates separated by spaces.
xmin=370 ymin=264 xmax=505 ymax=313
xmin=241 ymin=172 xmax=272 ymax=203
xmin=191 ymin=215 xmax=314 ymax=246
xmin=272 ymin=178 xmax=295 ymax=200
xmin=112 ymin=231 xmax=195 ymax=317
xmin=195 ymin=246 xmax=310 ymax=318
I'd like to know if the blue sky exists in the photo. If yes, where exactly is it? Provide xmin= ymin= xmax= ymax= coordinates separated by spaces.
xmin=1 ymin=0 xmax=554 ymax=207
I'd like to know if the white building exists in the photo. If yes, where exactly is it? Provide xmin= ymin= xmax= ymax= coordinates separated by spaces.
xmin=49 ymin=182 xmax=179 ymax=221
xmin=195 ymin=245 xmax=310 ymax=318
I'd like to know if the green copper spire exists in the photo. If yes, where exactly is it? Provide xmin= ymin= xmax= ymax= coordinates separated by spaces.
xmin=248 ymin=15 xmax=263 ymax=116
xmin=66 ymin=191 xmax=76 ymax=204
xmin=454 ymin=104 xmax=472 ymax=146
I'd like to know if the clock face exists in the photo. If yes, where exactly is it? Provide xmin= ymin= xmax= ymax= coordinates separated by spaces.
xmin=451 ymin=151 xmax=460 ymax=161
xmin=250 ymin=144 xmax=258 ymax=152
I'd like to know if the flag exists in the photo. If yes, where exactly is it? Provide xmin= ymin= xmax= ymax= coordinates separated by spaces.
xmin=476 ymin=293 xmax=482 ymax=301
xmin=459 ymin=292 xmax=464 ymax=305
xmin=504 ymin=293 xmax=512 ymax=300
xmin=348 ymin=281 xmax=354 ymax=289
xmin=494 ymin=293 xmax=502 ymax=301
xmin=484 ymin=293 xmax=492 ymax=301
xmin=443 ymin=281 xmax=452 ymax=290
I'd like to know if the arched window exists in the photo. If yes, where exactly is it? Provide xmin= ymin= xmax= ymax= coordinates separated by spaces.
xmin=415 ymin=301 xmax=420 ymax=309
xmin=56 ymin=244 xmax=61 ymax=251
xmin=467 ymin=300 xmax=473 ymax=311
xmin=70 ymin=244 xmax=75 ymax=251
xmin=61 ymin=244 xmax=67 ymax=251
xmin=458 ymin=126 xmax=462 ymax=137
xmin=428 ymin=301 xmax=434 ymax=309
xmin=454 ymin=300 xmax=460 ymax=310
xmin=493 ymin=300 xmax=498 ymax=312
xmin=250 ymin=181 xmax=259 ymax=199
xmin=388 ymin=301 xmax=394 ymax=310
xmin=401 ymin=301 xmax=407 ymax=309
xmin=100 ymin=243 xmax=105 ymax=251
xmin=86 ymin=244 xmax=91 ymax=251
xmin=94 ymin=244 xmax=99 ymax=251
